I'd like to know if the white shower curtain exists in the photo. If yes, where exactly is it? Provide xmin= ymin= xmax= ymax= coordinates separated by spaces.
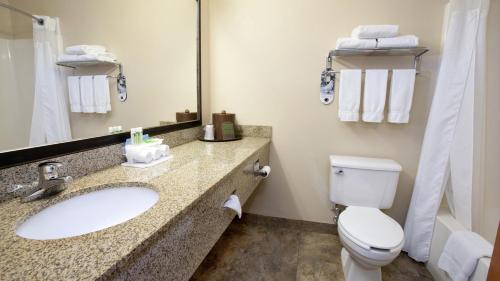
xmin=29 ymin=16 xmax=72 ymax=146
xmin=403 ymin=0 xmax=489 ymax=262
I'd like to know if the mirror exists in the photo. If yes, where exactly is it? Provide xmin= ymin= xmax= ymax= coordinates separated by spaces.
xmin=0 ymin=0 xmax=200 ymax=153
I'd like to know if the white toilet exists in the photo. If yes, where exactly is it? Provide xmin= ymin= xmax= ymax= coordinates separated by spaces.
xmin=329 ymin=155 xmax=404 ymax=281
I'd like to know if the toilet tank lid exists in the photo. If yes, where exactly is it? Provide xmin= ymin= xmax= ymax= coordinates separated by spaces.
xmin=329 ymin=155 xmax=402 ymax=172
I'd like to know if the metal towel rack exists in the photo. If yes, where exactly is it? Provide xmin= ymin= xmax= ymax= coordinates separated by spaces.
xmin=56 ymin=60 xmax=128 ymax=102
xmin=319 ymin=47 xmax=429 ymax=105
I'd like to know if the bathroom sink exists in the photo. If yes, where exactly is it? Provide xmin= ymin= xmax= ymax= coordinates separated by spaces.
xmin=16 ymin=186 xmax=159 ymax=240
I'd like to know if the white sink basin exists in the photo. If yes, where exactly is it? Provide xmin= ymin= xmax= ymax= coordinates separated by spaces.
xmin=16 ymin=186 xmax=159 ymax=240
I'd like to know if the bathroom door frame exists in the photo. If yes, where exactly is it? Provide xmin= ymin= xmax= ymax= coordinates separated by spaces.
xmin=0 ymin=0 xmax=203 ymax=169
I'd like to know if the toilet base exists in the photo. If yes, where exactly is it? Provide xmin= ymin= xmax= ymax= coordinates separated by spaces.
xmin=341 ymin=248 xmax=382 ymax=281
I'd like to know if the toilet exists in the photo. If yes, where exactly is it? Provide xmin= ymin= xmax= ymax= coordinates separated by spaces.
xmin=329 ymin=155 xmax=404 ymax=281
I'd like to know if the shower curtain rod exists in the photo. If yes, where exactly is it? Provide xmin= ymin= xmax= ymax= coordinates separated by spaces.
xmin=0 ymin=2 xmax=44 ymax=25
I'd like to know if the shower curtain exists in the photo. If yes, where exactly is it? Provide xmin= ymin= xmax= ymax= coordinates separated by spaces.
xmin=403 ymin=0 xmax=489 ymax=262
xmin=29 ymin=16 xmax=72 ymax=146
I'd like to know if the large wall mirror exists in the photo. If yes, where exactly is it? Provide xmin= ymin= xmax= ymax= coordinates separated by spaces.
xmin=0 ymin=0 xmax=201 ymax=167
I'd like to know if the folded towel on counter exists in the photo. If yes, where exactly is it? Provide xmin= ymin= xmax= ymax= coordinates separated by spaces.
xmin=351 ymin=25 xmax=399 ymax=39
xmin=388 ymin=69 xmax=416 ymax=123
xmin=67 ymin=76 xmax=81 ymax=113
xmin=336 ymin=37 xmax=377 ymax=49
xmin=377 ymin=35 xmax=419 ymax=48
xmin=65 ymin=45 xmax=106 ymax=55
xmin=363 ymin=69 xmax=388 ymax=122
xmin=79 ymin=76 xmax=95 ymax=113
xmin=338 ymin=69 xmax=362 ymax=121
xmin=438 ymin=231 xmax=493 ymax=281
xmin=57 ymin=53 xmax=117 ymax=63
xmin=93 ymin=75 xmax=111 ymax=114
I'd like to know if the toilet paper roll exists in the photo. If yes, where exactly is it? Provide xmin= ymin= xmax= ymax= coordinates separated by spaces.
xmin=223 ymin=194 xmax=242 ymax=219
xmin=259 ymin=166 xmax=271 ymax=178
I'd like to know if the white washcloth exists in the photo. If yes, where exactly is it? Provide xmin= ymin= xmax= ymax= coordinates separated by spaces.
xmin=57 ymin=53 xmax=117 ymax=63
xmin=388 ymin=69 xmax=416 ymax=123
xmin=336 ymin=37 xmax=377 ymax=49
xmin=67 ymin=76 xmax=81 ymax=113
xmin=351 ymin=25 xmax=399 ymax=39
xmin=377 ymin=35 xmax=419 ymax=48
xmin=338 ymin=70 xmax=362 ymax=121
xmin=93 ymin=75 xmax=111 ymax=114
xmin=79 ymin=76 xmax=95 ymax=113
xmin=438 ymin=231 xmax=493 ymax=281
xmin=363 ymin=69 xmax=388 ymax=122
xmin=126 ymin=150 xmax=154 ymax=164
xmin=65 ymin=45 xmax=106 ymax=55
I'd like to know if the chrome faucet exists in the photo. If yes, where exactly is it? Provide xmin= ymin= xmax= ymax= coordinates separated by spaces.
xmin=8 ymin=161 xmax=72 ymax=202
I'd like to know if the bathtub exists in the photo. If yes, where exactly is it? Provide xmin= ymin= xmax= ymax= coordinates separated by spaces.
xmin=426 ymin=209 xmax=491 ymax=281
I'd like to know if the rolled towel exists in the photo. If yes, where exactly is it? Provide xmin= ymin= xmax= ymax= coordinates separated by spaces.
xmin=377 ymin=35 xmax=419 ymax=48
xmin=438 ymin=231 xmax=493 ymax=281
xmin=336 ymin=37 xmax=377 ymax=49
xmin=126 ymin=150 xmax=154 ymax=164
xmin=65 ymin=45 xmax=106 ymax=55
xmin=351 ymin=25 xmax=399 ymax=39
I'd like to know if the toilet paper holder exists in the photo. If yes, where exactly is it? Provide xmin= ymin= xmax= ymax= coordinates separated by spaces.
xmin=252 ymin=160 xmax=271 ymax=178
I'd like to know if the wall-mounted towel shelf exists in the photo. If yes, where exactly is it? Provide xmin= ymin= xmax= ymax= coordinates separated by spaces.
xmin=320 ymin=47 xmax=429 ymax=105
xmin=325 ymin=47 xmax=429 ymax=73
xmin=56 ymin=60 xmax=127 ymax=102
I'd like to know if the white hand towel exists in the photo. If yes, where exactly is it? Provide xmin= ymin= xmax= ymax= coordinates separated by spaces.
xmin=67 ymin=76 xmax=81 ymax=112
xmin=65 ymin=45 xmax=106 ymax=55
xmin=79 ymin=76 xmax=95 ymax=113
xmin=351 ymin=25 xmax=399 ymax=39
xmin=336 ymin=37 xmax=377 ymax=49
xmin=388 ymin=69 xmax=416 ymax=123
xmin=377 ymin=35 xmax=419 ymax=48
xmin=363 ymin=69 xmax=388 ymax=122
xmin=339 ymin=70 xmax=362 ymax=122
xmin=93 ymin=75 xmax=111 ymax=114
xmin=438 ymin=231 xmax=493 ymax=281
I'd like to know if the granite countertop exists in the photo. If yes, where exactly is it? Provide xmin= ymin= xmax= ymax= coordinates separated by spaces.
xmin=0 ymin=137 xmax=270 ymax=280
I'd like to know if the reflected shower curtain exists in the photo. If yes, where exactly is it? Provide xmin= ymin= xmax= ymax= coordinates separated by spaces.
xmin=403 ymin=0 xmax=489 ymax=262
xmin=29 ymin=16 xmax=71 ymax=146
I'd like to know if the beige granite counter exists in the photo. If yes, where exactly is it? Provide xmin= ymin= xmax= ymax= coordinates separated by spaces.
xmin=0 ymin=137 xmax=270 ymax=281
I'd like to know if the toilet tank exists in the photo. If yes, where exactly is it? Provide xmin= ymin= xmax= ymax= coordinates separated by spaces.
xmin=329 ymin=155 xmax=402 ymax=209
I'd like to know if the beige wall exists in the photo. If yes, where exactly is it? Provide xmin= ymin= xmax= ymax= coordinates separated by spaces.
xmin=5 ymin=0 xmax=198 ymax=142
xmin=207 ymin=0 xmax=448 ymax=225
xmin=0 ymin=0 xmax=13 ymax=38
xmin=482 ymin=0 xmax=500 ymax=243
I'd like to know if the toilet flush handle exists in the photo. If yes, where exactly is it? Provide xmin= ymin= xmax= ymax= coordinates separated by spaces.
xmin=335 ymin=169 xmax=344 ymax=175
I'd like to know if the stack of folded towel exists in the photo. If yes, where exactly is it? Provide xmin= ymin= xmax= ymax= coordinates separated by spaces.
xmin=67 ymin=75 xmax=111 ymax=114
xmin=124 ymin=138 xmax=170 ymax=165
xmin=58 ymin=45 xmax=117 ymax=63
xmin=336 ymin=25 xmax=419 ymax=49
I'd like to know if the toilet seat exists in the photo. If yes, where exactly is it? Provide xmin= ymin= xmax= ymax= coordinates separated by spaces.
xmin=338 ymin=206 xmax=404 ymax=252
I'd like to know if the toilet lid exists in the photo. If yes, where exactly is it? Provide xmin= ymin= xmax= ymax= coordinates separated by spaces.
xmin=338 ymin=206 xmax=404 ymax=250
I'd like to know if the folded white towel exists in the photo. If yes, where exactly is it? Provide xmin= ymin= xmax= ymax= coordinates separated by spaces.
xmin=377 ymin=35 xmax=419 ymax=48
xmin=79 ymin=76 xmax=95 ymax=113
xmin=58 ymin=53 xmax=117 ymax=63
xmin=338 ymin=70 xmax=362 ymax=122
xmin=93 ymin=75 xmax=111 ymax=114
xmin=388 ymin=69 xmax=416 ymax=123
xmin=67 ymin=76 xmax=81 ymax=113
xmin=363 ymin=69 xmax=388 ymax=122
xmin=65 ymin=45 xmax=106 ymax=55
xmin=352 ymin=25 xmax=399 ymax=39
xmin=438 ymin=231 xmax=493 ymax=281
xmin=336 ymin=37 xmax=377 ymax=49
